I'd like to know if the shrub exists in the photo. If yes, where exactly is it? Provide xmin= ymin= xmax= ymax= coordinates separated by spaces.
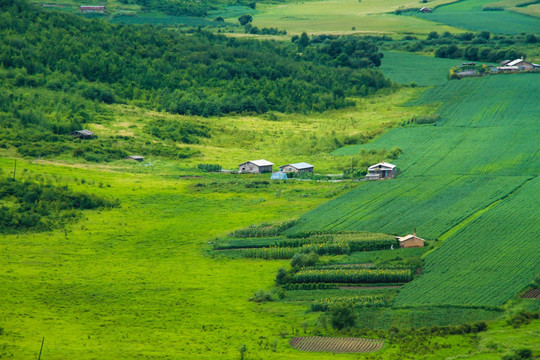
xmin=249 ymin=290 xmax=274 ymax=303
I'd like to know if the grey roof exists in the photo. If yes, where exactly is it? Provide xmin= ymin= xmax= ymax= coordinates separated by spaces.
xmin=507 ymin=59 xmax=532 ymax=66
xmin=240 ymin=159 xmax=273 ymax=167
xmin=280 ymin=162 xmax=314 ymax=170
xmin=368 ymin=162 xmax=396 ymax=171
xmin=72 ymin=129 xmax=94 ymax=136
xmin=125 ymin=155 xmax=144 ymax=160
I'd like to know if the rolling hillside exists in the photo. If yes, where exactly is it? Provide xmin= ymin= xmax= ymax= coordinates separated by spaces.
xmin=290 ymin=74 xmax=540 ymax=306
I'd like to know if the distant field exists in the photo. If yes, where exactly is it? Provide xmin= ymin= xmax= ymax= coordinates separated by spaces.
xmin=414 ymin=0 xmax=540 ymax=33
xmin=290 ymin=74 xmax=540 ymax=306
xmin=252 ymin=0 xmax=463 ymax=34
xmin=380 ymin=51 xmax=464 ymax=86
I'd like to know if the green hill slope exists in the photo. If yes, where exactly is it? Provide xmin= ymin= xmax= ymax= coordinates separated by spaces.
xmin=289 ymin=74 xmax=540 ymax=306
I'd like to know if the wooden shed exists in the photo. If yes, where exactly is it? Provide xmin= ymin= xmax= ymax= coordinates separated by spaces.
xmin=396 ymin=233 xmax=425 ymax=248
xmin=279 ymin=162 xmax=314 ymax=173
xmin=70 ymin=129 xmax=94 ymax=139
xmin=365 ymin=162 xmax=396 ymax=180
xmin=238 ymin=159 xmax=273 ymax=174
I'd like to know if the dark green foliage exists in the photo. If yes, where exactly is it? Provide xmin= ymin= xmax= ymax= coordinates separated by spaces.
xmin=290 ymin=252 xmax=319 ymax=269
xmin=506 ymin=311 xmax=539 ymax=328
xmin=238 ymin=14 xmax=253 ymax=25
xmin=197 ymin=164 xmax=222 ymax=172
xmin=330 ymin=303 xmax=357 ymax=330
xmin=144 ymin=119 xmax=210 ymax=144
xmin=0 ymin=177 xmax=118 ymax=233
xmin=501 ymin=348 xmax=533 ymax=360
xmin=0 ymin=1 xmax=391 ymax=120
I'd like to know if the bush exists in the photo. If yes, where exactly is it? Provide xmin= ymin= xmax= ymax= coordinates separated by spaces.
xmin=330 ymin=303 xmax=356 ymax=330
xmin=198 ymin=163 xmax=222 ymax=172
xmin=249 ymin=290 xmax=274 ymax=303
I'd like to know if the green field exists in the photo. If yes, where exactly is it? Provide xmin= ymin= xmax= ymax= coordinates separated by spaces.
xmin=380 ymin=51 xmax=471 ymax=86
xmin=291 ymin=74 xmax=540 ymax=306
xmin=251 ymin=0 xmax=463 ymax=34
xmin=414 ymin=0 xmax=540 ymax=33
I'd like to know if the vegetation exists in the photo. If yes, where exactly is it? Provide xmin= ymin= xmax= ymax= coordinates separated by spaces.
xmin=0 ymin=176 xmax=117 ymax=233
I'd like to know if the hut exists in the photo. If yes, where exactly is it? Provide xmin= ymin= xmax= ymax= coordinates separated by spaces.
xmin=238 ymin=159 xmax=273 ymax=174
xmin=70 ymin=129 xmax=94 ymax=139
xmin=419 ymin=7 xmax=432 ymax=12
xmin=279 ymin=162 xmax=314 ymax=173
xmin=270 ymin=171 xmax=288 ymax=180
xmin=396 ymin=231 xmax=425 ymax=248
xmin=125 ymin=155 xmax=144 ymax=162
xmin=365 ymin=162 xmax=396 ymax=180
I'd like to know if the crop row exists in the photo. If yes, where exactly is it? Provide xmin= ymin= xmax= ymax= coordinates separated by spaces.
xmin=238 ymin=238 xmax=396 ymax=259
xmin=290 ymin=336 xmax=384 ymax=353
xmin=311 ymin=295 xmax=388 ymax=312
xmin=292 ymin=268 xmax=413 ymax=284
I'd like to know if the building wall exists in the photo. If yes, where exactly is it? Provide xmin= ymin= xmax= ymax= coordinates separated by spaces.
xmin=238 ymin=163 xmax=273 ymax=174
xmin=400 ymin=238 xmax=424 ymax=248
xmin=280 ymin=165 xmax=313 ymax=173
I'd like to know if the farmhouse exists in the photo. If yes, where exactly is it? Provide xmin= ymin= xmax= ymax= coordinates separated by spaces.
xmin=396 ymin=232 xmax=425 ymax=248
xmin=238 ymin=159 xmax=273 ymax=174
xmin=125 ymin=155 xmax=144 ymax=162
xmin=497 ymin=58 xmax=536 ymax=72
xmin=70 ymin=129 xmax=94 ymax=139
xmin=80 ymin=5 xmax=106 ymax=12
xmin=279 ymin=162 xmax=314 ymax=173
xmin=365 ymin=162 xmax=396 ymax=180
xmin=419 ymin=7 xmax=432 ymax=12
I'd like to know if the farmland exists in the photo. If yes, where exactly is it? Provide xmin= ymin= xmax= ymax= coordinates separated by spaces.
xmin=292 ymin=74 xmax=540 ymax=307
xmin=379 ymin=52 xmax=467 ymax=86
xmin=289 ymin=337 xmax=384 ymax=353
xmin=414 ymin=0 xmax=540 ymax=33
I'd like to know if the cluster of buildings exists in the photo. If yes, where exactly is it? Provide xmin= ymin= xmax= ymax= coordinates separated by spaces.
xmin=238 ymin=160 xmax=314 ymax=178
xmin=497 ymin=58 xmax=540 ymax=72
xmin=80 ymin=5 xmax=106 ymax=13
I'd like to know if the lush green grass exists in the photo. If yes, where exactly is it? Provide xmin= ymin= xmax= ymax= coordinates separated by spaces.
xmin=379 ymin=51 xmax=464 ymax=86
xmin=291 ymin=74 xmax=540 ymax=307
xmin=414 ymin=0 xmax=540 ymax=33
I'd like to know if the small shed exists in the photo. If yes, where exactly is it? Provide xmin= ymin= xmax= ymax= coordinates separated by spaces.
xmin=238 ymin=159 xmax=273 ymax=174
xmin=80 ymin=5 xmax=106 ymax=12
xmin=396 ymin=232 xmax=425 ymax=248
xmin=365 ymin=162 xmax=396 ymax=180
xmin=279 ymin=162 xmax=314 ymax=173
xmin=125 ymin=155 xmax=144 ymax=162
xmin=70 ymin=129 xmax=94 ymax=139
xmin=270 ymin=171 xmax=288 ymax=180
xmin=419 ymin=7 xmax=432 ymax=12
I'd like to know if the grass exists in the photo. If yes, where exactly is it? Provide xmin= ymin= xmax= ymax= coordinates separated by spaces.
xmin=76 ymin=87 xmax=430 ymax=174
xmin=251 ymin=0 xmax=464 ymax=35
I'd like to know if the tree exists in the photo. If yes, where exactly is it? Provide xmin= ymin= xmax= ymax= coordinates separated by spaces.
xmin=238 ymin=14 xmax=253 ymax=26
xmin=330 ymin=304 xmax=356 ymax=330
xmin=298 ymin=32 xmax=310 ymax=49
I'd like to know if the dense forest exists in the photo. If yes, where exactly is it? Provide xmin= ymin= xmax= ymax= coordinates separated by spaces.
xmin=0 ymin=0 xmax=391 ymax=160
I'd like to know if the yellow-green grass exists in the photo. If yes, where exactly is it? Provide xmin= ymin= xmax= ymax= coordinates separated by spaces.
xmin=248 ymin=0 xmax=464 ymax=35
xmin=512 ymin=3 xmax=540 ymax=16
xmin=479 ymin=0 xmax=540 ymax=17
xmin=0 ymin=156 xmax=352 ymax=359
xmin=81 ymin=87 xmax=432 ymax=174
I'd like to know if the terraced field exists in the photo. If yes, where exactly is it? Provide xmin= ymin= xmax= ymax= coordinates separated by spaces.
xmin=290 ymin=337 xmax=384 ymax=353
xmin=290 ymin=74 xmax=540 ymax=306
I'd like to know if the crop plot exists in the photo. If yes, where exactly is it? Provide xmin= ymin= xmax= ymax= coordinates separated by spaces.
xmin=290 ymin=336 xmax=384 ymax=353
xmin=522 ymin=289 xmax=540 ymax=299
